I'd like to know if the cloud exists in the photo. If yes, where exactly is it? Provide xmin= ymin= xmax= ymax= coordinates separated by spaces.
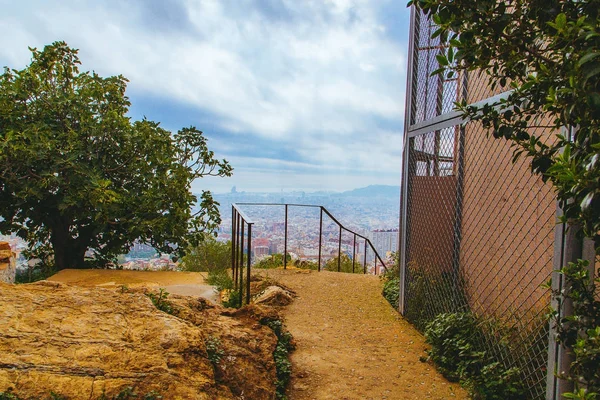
xmin=0 ymin=0 xmax=408 ymax=193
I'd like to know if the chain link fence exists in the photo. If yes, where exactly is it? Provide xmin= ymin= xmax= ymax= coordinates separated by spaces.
xmin=400 ymin=8 xmax=560 ymax=400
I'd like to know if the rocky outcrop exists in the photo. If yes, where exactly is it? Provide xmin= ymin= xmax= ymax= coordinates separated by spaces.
xmin=254 ymin=286 xmax=294 ymax=306
xmin=0 ymin=242 xmax=16 ymax=284
xmin=0 ymin=281 xmax=280 ymax=399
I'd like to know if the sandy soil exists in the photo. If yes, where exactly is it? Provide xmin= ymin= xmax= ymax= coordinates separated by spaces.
xmin=47 ymin=269 xmax=219 ymax=303
xmin=258 ymin=269 xmax=468 ymax=400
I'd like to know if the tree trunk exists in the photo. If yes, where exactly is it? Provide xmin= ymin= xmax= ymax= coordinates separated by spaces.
xmin=50 ymin=221 xmax=87 ymax=270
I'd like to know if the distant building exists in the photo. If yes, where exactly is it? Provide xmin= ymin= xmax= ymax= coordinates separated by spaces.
xmin=254 ymin=245 xmax=269 ymax=258
xmin=370 ymin=229 xmax=399 ymax=259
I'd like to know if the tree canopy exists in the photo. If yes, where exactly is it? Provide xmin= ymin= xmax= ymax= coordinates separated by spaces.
xmin=0 ymin=41 xmax=232 ymax=270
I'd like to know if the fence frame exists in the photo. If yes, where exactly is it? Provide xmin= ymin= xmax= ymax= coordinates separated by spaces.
xmin=398 ymin=6 xmax=597 ymax=399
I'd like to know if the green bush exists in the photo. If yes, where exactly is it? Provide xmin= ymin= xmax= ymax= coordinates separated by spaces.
xmin=180 ymin=236 xmax=231 ymax=272
xmin=382 ymin=277 xmax=400 ymax=309
xmin=254 ymin=253 xmax=290 ymax=269
xmin=205 ymin=269 xmax=233 ymax=292
xmin=424 ymin=312 xmax=526 ymax=399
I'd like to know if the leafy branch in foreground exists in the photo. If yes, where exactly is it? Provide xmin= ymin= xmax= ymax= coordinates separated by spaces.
xmin=410 ymin=0 xmax=600 ymax=396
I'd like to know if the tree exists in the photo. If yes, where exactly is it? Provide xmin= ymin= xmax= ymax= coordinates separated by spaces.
xmin=324 ymin=253 xmax=364 ymax=274
xmin=180 ymin=235 xmax=231 ymax=272
xmin=0 ymin=42 xmax=232 ymax=270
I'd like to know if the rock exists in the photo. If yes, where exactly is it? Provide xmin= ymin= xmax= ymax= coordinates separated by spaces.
xmin=0 ymin=242 xmax=16 ymax=284
xmin=0 ymin=281 xmax=279 ymax=399
xmin=254 ymin=286 xmax=294 ymax=306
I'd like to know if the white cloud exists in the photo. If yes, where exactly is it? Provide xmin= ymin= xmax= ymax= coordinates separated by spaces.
xmin=0 ymin=0 xmax=408 ymax=191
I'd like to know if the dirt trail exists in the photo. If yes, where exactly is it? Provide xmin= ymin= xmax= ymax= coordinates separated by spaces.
xmin=48 ymin=269 xmax=219 ymax=303
xmin=260 ymin=269 xmax=468 ymax=400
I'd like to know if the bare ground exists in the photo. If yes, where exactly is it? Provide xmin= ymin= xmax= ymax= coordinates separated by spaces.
xmin=257 ymin=269 xmax=468 ymax=400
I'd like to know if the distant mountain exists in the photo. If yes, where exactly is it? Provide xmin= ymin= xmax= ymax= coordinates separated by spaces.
xmin=337 ymin=185 xmax=400 ymax=198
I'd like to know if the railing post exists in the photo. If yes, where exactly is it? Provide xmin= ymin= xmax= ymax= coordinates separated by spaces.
xmin=363 ymin=240 xmax=367 ymax=274
xmin=284 ymin=204 xmax=288 ymax=269
xmin=352 ymin=233 xmax=356 ymax=273
xmin=318 ymin=207 xmax=323 ymax=272
xmin=231 ymin=207 xmax=236 ymax=284
xmin=246 ymin=223 xmax=252 ymax=305
xmin=235 ymin=213 xmax=241 ymax=290
xmin=238 ymin=219 xmax=244 ymax=307
xmin=374 ymin=257 xmax=378 ymax=276
xmin=338 ymin=226 xmax=342 ymax=272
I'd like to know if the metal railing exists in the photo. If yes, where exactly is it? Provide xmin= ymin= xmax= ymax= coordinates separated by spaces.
xmin=230 ymin=203 xmax=388 ymax=304
xmin=231 ymin=204 xmax=253 ymax=307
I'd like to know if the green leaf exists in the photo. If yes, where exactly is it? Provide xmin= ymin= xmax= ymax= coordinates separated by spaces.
xmin=578 ymin=52 xmax=600 ymax=67
xmin=555 ymin=13 xmax=567 ymax=29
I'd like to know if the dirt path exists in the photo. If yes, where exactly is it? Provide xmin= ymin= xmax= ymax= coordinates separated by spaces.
xmin=259 ymin=269 xmax=468 ymax=400
xmin=48 ymin=269 xmax=219 ymax=303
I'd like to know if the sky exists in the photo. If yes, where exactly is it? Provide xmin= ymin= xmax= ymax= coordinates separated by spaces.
xmin=0 ymin=0 xmax=410 ymax=194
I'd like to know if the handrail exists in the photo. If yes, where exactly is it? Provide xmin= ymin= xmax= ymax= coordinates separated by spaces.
xmin=231 ymin=203 xmax=388 ymax=284
xmin=231 ymin=204 xmax=253 ymax=306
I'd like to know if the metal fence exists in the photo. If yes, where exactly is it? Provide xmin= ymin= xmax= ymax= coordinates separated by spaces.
xmin=230 ymin=203 xmax=389 ymax=305
xmin=399 ymin=7 xmax=595 ymax=400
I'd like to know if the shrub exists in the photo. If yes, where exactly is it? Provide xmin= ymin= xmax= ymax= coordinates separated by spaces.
xmin=205 ymin=269 xmax=233 ymax=292
xmin=424 ymin=312 xmax=526 ymax=399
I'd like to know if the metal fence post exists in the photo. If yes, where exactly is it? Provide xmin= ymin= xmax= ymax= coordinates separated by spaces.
xmin=338 ymin=226 xmax=342 ymax=272
xmin=318 ymin=207 xmax=323 ymax=272
xmin=284 ymin=204 xmax=288 ymax=269
xmin=352 ymin=233 xmax=356 ymax=273
xmin=239 ymin=222 xmax=245 ymax=308
xmin=246 ymin=223 xmax=252 ymax=305
xmin=547 ymin=207 xmax=582 ymax=399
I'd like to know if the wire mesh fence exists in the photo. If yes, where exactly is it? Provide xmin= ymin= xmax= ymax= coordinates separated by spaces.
xmin=401 ymin=8 xmax=561 ymax=399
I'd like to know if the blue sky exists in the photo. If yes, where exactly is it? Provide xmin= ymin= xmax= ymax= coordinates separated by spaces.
xmin=0 ymin=0 xmax=409 ymax=194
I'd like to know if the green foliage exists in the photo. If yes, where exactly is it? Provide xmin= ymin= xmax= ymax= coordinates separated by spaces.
xmin=262 ymin=318 xmax=295 ymax=400
xmin=222 ymin=289 xmax=240 ymax=308
xmin=323 ymin=253 xmax=363 ymax=274
xmin=381 ymin=252 xmax=400 ymax=309
xmin=254 ymin=253 xmax=290 ymax=269
xmin=15 ymin=264 xmax=57 ymax=284
xmin=404 ymin=266 xmax=468 ymax=331
xmin=205 ymin=269 xmax=234 ymax=292
xmin=181 ymin=236 xmax=231 ymax=272
xmin=0 ymin=42 xmax=232 ymax=270
xmin=146 ymin=288 xmax=173 ymax=314
xmin=291 ymin=259 xmax=318 ymax=270
xmin=548 ymin=260 xmax=600 ymax=397
xmin=424 ymin=313 xmax=526 ymax=399
xmin=204 ymin=336 xmax=225 ymax=368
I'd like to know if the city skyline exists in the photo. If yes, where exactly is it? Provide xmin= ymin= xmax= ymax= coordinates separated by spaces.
xmin=0 ymin=0 xmax=409 ymax=194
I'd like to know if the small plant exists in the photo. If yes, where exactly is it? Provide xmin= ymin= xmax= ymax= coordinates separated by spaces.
xmin=206 ymin=269 xmax=233 ymax=292
xmin=205 ymin=336 xmax=225 ymax=367
xmin=222 ymin=290 xmax=241 ymax=308
xmin=120 ymin=284 xmax=130 ymax=293
xmin=146 ymin=288 xmax=173 ymax=314
xmin=262 ymin=318 xmax=295 ymax=400
xmin=424 ymin=312 xmax=526 ymax=399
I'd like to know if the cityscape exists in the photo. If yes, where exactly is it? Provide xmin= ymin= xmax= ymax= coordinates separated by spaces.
xmin=1 ymin=185 xmax=400 ymax=272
